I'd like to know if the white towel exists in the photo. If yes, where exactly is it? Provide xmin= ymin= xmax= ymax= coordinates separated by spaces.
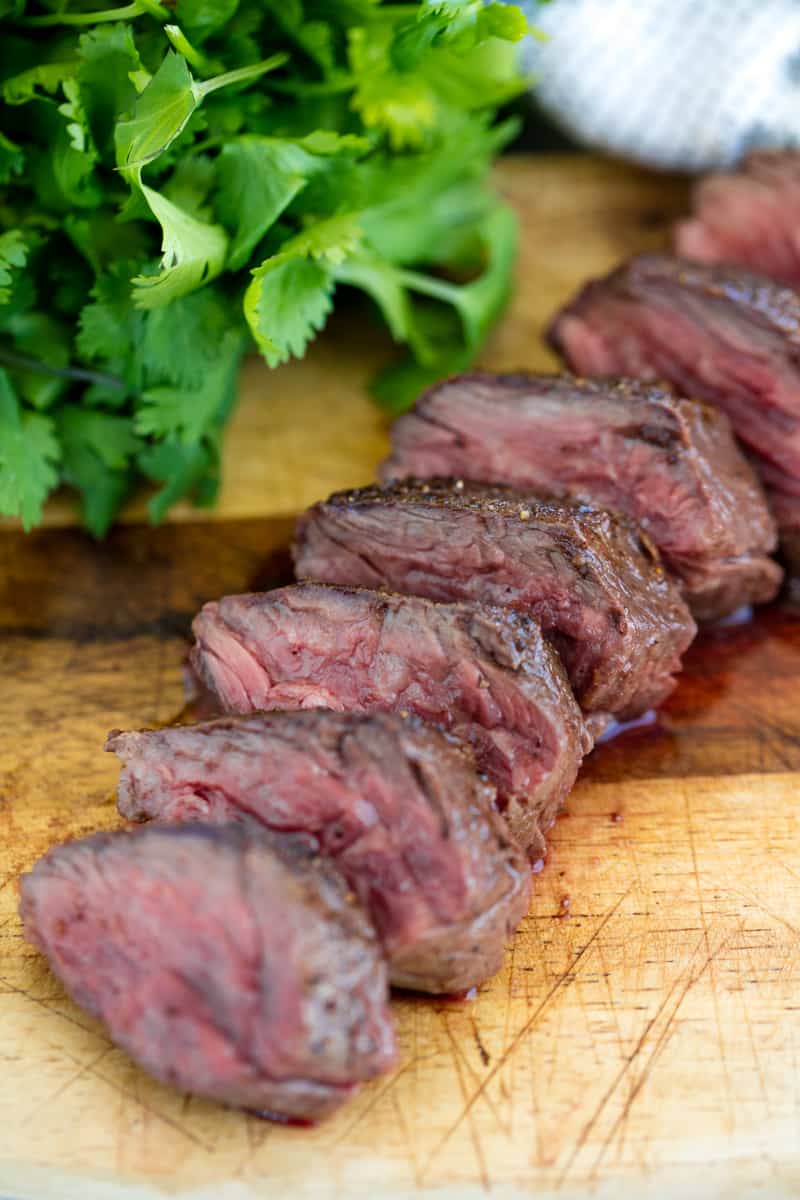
xmin=525 ymin=0 xmax=800 ymax=170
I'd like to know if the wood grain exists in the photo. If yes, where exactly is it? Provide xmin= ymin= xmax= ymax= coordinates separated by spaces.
xmin=2 ymin=156 xmax=799 ymax=1200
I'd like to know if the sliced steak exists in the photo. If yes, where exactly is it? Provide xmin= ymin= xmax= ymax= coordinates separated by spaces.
xmin=190 ymin=584 xmax=590 ymax=860
xmin=19 ymin=824 xmax=395 ymax=1120
xmin=675 ymin=150 xmax=800 ymax=289
xmin=107 ymin=711 xmax=532 ymax=994
xmin=293 ymin=481 xmax=696 ymax=721
xmin=381 ymin=371 xmax=780 ymax=621
xmin=547 ymin=253 xmax=800 ymax=484
xmin=547 ymin=253 xmax=800 ymax=578
xmin=761 ymin=475 xmax=800 ymax=578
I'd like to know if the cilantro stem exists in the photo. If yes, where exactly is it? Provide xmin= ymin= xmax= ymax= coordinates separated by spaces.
xmin=165 ymin=24 xmax=224 ymax=77
xmin=194 ymin=53 xmax=290 ymax=101
xmin=395 ymin=268 xmax=461 ymax=305
xmin=0 ymin=348 xmax=127 ymax=394
xmin=20 ymin=1 xmax=168 ymax=25
xmin=137 ymin=0 xmax=170 ymax=17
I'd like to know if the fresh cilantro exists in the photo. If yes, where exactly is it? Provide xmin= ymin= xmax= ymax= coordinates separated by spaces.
xmin=176 ymin=0 xmax=240 ymax=45
xmin=114 ymin=52 xmax=202 ymax=174
xmin=246 ymin=256 xmax=335 ymax=366
xmin=340 ymin=202 xmax=517 ymax=409
xmin=0 ymin=1 xmax=529 ymax=531
xmin=137 ymin=289 xmax=234 ymax=384
xmin=132 ymin=184 xmax=228 ymax=308
xmin=137 ymin=326 xmax=244 ymax=441
xmin=0 ymin=230 xmax=28 ymax=305
xmin=216 ymin=135 xmax=364 ymax=270
xmin=76 ymin=25 xmax=144 ymax=155
xmin=137 ymin=435 xmax=220 ymax=521
xmin=244 ymin=212 xmax=362 ymax=363
xmin=0 ymin=132 xmax=24 ymax=183
xmin=0 ymin=369 xmax=61 ymax=529
xmin=58 ymin=407 xmax=139 ymax=469
xmin=2 ymin=310 xmax=73 ymax=409
xmin=2 ymin=60 xmax=79 ymax=106
xmin=349 ymin=25 xmax=438 ymax=150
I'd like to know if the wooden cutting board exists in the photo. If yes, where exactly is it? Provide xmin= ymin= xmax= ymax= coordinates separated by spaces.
xmin=2 ymin=156 xmax=799 ymax=1200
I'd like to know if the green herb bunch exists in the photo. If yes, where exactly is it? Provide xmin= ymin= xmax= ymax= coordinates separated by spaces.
xmin=0 ymin=1 xmax=530 ymax=532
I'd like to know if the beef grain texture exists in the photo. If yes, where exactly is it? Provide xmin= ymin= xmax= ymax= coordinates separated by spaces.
xmin=108 ymin=711 xmax=532 ymax=994
xmin=675 ymin=150 xmax=800 ymax=289
xmin=762 ymin=480 xmax=800 ymax=579
xmin=293 ymin=481 xmax=696 ymax=722
xmin=190 ymin=584 xmax=590 ymax=861
xmin=381 ymin=371 xmax=780 ymax=621
xmin=547 ymin=254 xmax=800 ymax=479
xmin=19 ymin=824 xmax=396 ymax=1120
xmin=547 ymin=253 xmax=800 ymax=575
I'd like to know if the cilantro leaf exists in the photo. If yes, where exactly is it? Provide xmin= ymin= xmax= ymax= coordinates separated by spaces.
xmin=138 ymin=435 xmax=219 ymax=522
xmin=78 ymin=284 xmax=140 ymax=378
xmin=246 ymin=257 xmax=334 ymax=366
xmin=0 ymin=132 xmax=24 ymax=183
xmin=0 ymin=230 xmax=29 ymax=305
xmin=115 ymin=52 xmax=198 ymax=173
xmin=261 ymin=1 xmax=338 ymax=77
xmin=349 ymin=25 xmax=437 ymax=150
xmin=2 ymin=60 xmax=78 ymax=106
xmin=63 ymin=448 xmax=134 ymax=536
xmin=137 ymin=327 xmax=245 ymax=441
xmin=58 ymin=407 xmax=140 ymax=536
xmin=162 ymin=153 xmax=217 ymax=219
xmin=422 ymin=40 xmax=531 ymax=113
xmin=58 ymin=78 xmax=94 ymax=154
xmin=216 ymin=135 xmax=360 ymax=270
xmin=397 ymin=1 xmax=529 ymax=64
xmin=216 ymin=138 xmax=312 ymax=270
xmin=76 ymin=25 xmax=143 ymax=156
xmin=65 ymin=211 xmax=151 ymax=275
xmin=0 ymin=369 xmax=60 ymax=529
xmin=115 ymin=49 xmax=288 ymax=174
xmin=58 ymin=407 xmax=139 ymax=470
xmin=137 ymin=287 xmax=239 ymax=389
xmin=244 ymin=212 xmax=361 ymax=363
xmin=1 ymin=310 xmax=73 ymax=409
xmin=273 ymin=212 xmax=363 ymax=264
xmin=176 ymin=0 xmax=240 ymax=44
xmin=132 ymin=184 xmax=228 ymax=308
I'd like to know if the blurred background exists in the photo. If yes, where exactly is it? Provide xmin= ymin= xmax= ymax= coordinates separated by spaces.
xmin=516 ymin=0 xmax=800 ymax=169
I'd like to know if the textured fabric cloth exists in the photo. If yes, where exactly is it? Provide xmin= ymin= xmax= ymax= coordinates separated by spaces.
xmin=525 ymin=0 xmax=800 ymax=171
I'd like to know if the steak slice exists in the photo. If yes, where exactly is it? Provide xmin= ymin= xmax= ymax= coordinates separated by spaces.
xmin=547 ymin=253 xmax=800 ymax=484
xmin=107 ymin=711 xmax=532 ymax=994
xmin=293 ymin=481 xmax=696 ymax=721
xmin=760 ymin=473 xmax=800 ymax=579
xmin=381 ymin=371 xmax=780 ymax=621
xmin=675 ymin=150 xmax=800 ymax=289
xmin=19 ymin=824 xmax=395 ymax=1120
xmin=190 ymin=584 xmax=590 ymax=861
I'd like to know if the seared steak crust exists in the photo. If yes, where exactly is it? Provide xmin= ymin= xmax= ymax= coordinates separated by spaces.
xmin=19 ymin=824 xmax=396 ymax=1120
xmin=293 ymin=480 xmax=696 ymax=720
xmin=108 ymin=711 xmax=532 ymax=994
xmin=381 ymin=371 xmax=780 ymax=620
xmin=548 ymin=252 xmax=800 ymax=578
xmin=190 ymin=583 xmax=590 ymax=860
